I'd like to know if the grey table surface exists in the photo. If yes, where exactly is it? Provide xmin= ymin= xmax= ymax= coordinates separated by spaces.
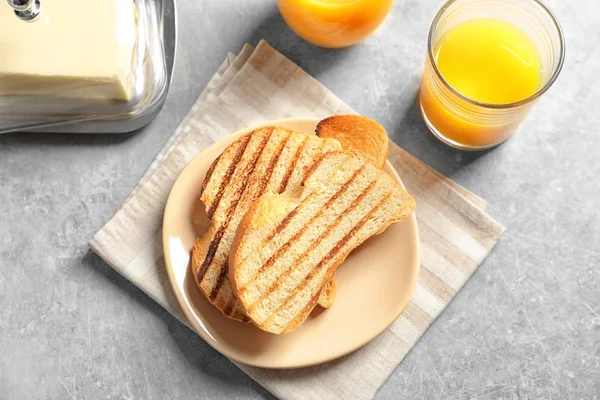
xmin=1 ymin=0 xmax=599 ymax=399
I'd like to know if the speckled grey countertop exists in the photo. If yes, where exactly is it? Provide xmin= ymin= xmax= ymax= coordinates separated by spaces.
xmin=1 ymin=0 xmax=599 ymax=399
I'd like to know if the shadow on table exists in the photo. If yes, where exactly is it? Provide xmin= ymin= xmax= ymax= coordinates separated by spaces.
xmin=388 ymin=92 xmax=494 ymax=178
xmin=244 ymin=6 xmax=360 ymax=80
xmin=0 ymin=124 xmax=147 ymax=148
xmin=81 ymin=250 xmax=276 ymax=400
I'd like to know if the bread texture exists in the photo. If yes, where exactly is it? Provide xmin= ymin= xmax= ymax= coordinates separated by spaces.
xmin=316 ymin=115 xmax=389 ymax=169
xmin=229 ymin=151 xmax=416 ymax=334
xmin=191 ymin=127 xmax=341 ymax=321
xmin=317 ymin=279 xmax=336 ymax=309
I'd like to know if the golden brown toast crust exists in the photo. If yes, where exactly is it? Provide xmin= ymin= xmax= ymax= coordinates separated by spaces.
xmin=316 ymin=115 xmax=389 ymax=169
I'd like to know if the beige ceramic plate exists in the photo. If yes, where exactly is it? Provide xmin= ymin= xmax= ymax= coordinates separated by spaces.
xmin=163 ymin=118 xmax=419 ymax=368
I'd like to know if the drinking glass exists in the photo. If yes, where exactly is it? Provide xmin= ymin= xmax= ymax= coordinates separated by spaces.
xmin=419 ymin=0 xmax=565 ymax=150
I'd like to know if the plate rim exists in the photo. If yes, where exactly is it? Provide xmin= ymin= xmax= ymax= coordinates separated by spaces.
xmin=162 ymin=117 xmax=420 ymax=369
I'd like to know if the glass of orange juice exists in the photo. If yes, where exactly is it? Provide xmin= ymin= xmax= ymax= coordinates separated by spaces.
xmin=277 ymin=0 xmax=394 ymax=48
xmin=419 ymin=0 xmax=565 ymax=150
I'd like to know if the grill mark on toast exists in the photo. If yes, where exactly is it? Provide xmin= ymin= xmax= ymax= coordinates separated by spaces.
xmin=301 ymin=144 xmax=334 ymax=185
xmin=201 ymin=154 xmax=221 ymax=197
xmin=243 ymin=165 xmax=369 ymax=308
xmin=272 ymin=191 xmax=394 ymax=331
xmin=263 ymin=130 xmax=293 ymax=192
xmin=271 ymin=289 xmax=321 ymax=333
xmin=197 ymin=226 xmax=226 ymax=283
xmin=263 ymin=195 xmax=307 ymax=244
xmin=278 ymin=135 xmax=307 ymax=193
xmin=206 ymin=135 xmax=251 ymax=220
xmin=209 ymin=253 xmax=228 ymax=300
xmin=279 ymin=288 xmax=322 ymax=333
xmin=209 ymin=129 xmax=274 ymax=300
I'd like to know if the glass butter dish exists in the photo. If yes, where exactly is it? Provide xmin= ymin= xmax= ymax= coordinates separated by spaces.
xmin=0 ymin=0 xmax=177 ymax=134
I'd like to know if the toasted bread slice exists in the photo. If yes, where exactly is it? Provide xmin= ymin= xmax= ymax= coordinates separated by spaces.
xmin=192 ymin=127 xmax=342 ymax=321
xmin=316 ymin=115 xmax=389 ymax=169
xmin=230 ymin=151 xmax=416 ymax=334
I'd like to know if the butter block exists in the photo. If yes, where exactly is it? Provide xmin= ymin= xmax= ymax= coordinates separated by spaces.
xmin=0 ymin=0 xmax=137 ymax=102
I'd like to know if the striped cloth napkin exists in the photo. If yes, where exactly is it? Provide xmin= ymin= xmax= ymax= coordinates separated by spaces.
xmin=90 ymin=40 xmax=504 ymax=400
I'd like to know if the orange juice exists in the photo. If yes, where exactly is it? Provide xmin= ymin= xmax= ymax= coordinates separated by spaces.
xmin=277 ymin=0 xmax=393 ymax=48
xmin=420 ymin=18 xmax=543 ymax=147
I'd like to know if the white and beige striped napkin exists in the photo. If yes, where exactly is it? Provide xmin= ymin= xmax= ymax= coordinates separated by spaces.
xmin=90 ymin=40 xmax=504 ymax=400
